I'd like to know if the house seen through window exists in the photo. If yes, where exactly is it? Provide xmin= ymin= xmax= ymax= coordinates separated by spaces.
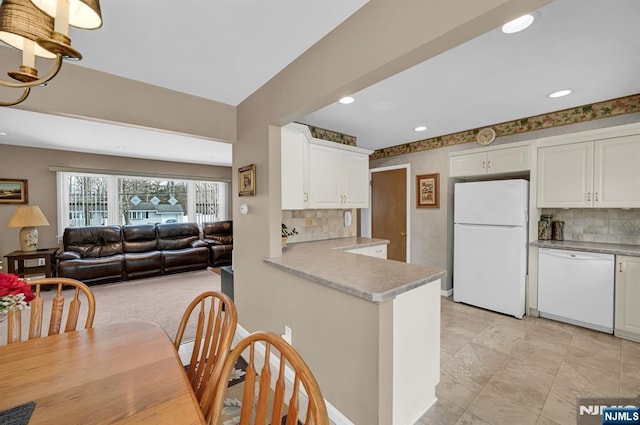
xmin=56 ymin=172 xmax=228 ymax=234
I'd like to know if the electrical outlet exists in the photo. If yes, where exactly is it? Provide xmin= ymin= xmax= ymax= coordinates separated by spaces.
xmin=283 ymin=326 xmax=292 ymax=344
xmin=37 ymin=258 xmax=46 ymax=266
xmin=305 ymin=217 xmax=313 ymax=227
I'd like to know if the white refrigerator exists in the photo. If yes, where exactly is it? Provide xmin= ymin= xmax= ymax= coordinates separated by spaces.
xmin=453 ymin=179 xmax=529 ymax=318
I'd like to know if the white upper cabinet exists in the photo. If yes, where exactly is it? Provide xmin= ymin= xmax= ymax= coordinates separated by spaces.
xmin=281 ymin=123 xmax=372 ymax=209
xmin=281 ymin=125 xmax=309 ymax=210
xmin=537 ymin=134 xmax=640 ymax=208
xmin=449 ymin=145 xmax=529 ymax=177
xmin=594 ymin=135 xmax=640 ymax=207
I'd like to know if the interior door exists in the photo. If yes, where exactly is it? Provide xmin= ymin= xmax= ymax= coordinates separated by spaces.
xmin=371 ymin=168 xmax=406 ymax=262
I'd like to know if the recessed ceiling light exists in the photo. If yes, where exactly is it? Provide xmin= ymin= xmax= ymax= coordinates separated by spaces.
xmin=501 ymin=14 xmax=535 ymax=34
xmin=338 ymin=96 xmax=355 ymax=105
xmin=414 ymin=126 xmax=428 ymax=132
xmin=0 ymin=132 xmax=8 ymax=136
xmin=548 ymin=89 xmax=572 ymax=98
xmin=117 ymin=145 xmax=126 ymax=150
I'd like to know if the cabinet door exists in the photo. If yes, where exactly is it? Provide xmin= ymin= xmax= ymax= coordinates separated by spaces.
xmin=308 ymin=144 xmax=342 ymax=208
xmin=341 ymin=151 xmax=370 ymax=208
xmin=594 ymin=135 xmax=640 ymax=207
xmin=281 ymin=129 xmax=309 ymax=210
xmin=537 ymin=142 xmax=593 ymax=207
xmin=487 ymin=145 xmax=529 ymax=174
xmin=615 ymin=255 xmax=640 ymax=342
xmin=449 ymin=152 xmax=487 ymax=177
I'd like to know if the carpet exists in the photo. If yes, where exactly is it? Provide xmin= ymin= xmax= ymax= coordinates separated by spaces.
xmin=0 ymin=269 xmax=221 ymax=345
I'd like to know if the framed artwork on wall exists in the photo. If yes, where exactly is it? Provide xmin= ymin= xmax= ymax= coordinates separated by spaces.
xmin=0 ymin=179 xmax=28 ymax=204
xmin=416 ymin=173 xmax=439 ymax=208
xmin=238 ymin=164 xmax=256 ymax=196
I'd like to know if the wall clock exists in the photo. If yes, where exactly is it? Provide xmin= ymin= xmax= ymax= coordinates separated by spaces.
xmin=476 ymin=127 xmax=496 ymax=145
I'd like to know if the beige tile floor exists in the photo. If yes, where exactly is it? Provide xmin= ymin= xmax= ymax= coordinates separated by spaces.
xmin=418 ymin=297 xmax=640 ymax=425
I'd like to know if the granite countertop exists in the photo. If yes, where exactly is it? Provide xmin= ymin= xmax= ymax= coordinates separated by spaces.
xmin=264 ymin=237 xmax=446 ymax=303
xmin=530 ymin=240 xmax=640 ymax=257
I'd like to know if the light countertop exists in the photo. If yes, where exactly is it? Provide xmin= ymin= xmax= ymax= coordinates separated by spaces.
xmin=530 ymin=240 xmax=640 ymax=257
xmin=264 ymin=237 xmax=446 ymax=303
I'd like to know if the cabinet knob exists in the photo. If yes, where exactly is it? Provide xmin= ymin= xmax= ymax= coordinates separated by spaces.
xmin=304 ymin=192 xmax=308 ymax=202
xmin=587 ymin=192 xmax=591 ymax=202
xmin=595 ymin=192 xmax=599 ymax=202
xmin=619 ymin=262 xmax=623 ymax=273
xmin=482 ymin=161 xmax=486 ymax=169
xmin=400 ymin=232 xmax=406 ymax=237
xmin=487 ymin=160 xmax=492 ymax=169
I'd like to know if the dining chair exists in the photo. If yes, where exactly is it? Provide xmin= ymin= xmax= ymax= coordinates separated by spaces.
xmin=204 ymin=330 xmax=330 ymax=425
xmin=5 ymin=277 xmax=96 ymax=345
xmin=174 ymin=291 xmax=238 ymax=418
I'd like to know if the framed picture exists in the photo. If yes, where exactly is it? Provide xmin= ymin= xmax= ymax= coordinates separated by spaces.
xmin=238 ymin=164 xmax=256 ymax=196
xmin=0 ymin=179 xmax=28 ymax=204
xmin=416 ymin=173 xmax=439 ymax=208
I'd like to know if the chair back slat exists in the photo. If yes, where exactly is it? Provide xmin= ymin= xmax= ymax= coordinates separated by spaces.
xmin=255 ymin=346 xmax=272 ymax=424
xmin=29 ymin=295 xmax=44 ymax=339
xmin=173 ymin=291 xmax=237 ymax=419
xmin=7 ymin=309 xmax=21 ymax=344
xmin=285 ymin=376 xmax=301 ymax=425
xmin=48 ymin=294 xmax=65 ymax=336
xmin=239 ymin=347 xmax=257 ymax=425
xmin=208 ymin=331 xmax=330 ymax=425
xmin=65 ymin=290 xmax=82 ymax=332
xmin=3 ymin=278 xmax=95 ymax=345
xmin=270 ymin=363 xmax=286 ymax=425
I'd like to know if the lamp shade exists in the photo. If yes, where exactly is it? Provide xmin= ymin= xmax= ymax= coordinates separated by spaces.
xmin=0 ymin=0 xmax=56 ymax=58
xmin=8 ymin=205 xmax=50 ymax=227
xmin=30 ymin=0 xmax=102 ymax=29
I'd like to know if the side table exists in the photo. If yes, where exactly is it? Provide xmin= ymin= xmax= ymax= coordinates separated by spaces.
xmin=4 ymin=248 xmax=59 ymax=279
xmin=220 ymin=265 xmax=234 ymax=301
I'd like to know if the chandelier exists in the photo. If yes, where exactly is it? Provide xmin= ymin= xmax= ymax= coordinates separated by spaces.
xmin=0 ymin=0 xmax=102 ymax=106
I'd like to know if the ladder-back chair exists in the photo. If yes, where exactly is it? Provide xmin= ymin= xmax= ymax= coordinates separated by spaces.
xmin=5 ymin=277 xmax=96 ymax=345
xmin=205 ymin=330 xmax=330 ymax=425
xmin=174 ymin=291 xmax=238 ymax=419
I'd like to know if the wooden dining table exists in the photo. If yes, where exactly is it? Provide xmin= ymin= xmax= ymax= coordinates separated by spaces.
xmin=0 ymin=322 xmax=206 ymax=425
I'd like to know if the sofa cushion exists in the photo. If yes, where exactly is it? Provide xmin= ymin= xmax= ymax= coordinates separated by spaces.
xmin=202 ymin=220 xmax=233 ymax=239
xmin=123 ymin=224 xmax=158 ymax=253
xmin=124 ymin=252 xmax=162 ymax=279
xmin=208 ymin=235 xmax=233 ymax=245
xmin=57 ymin=254 xmax=125 ymax=285
xmin=157 ymin=222 xmax=201 ymax=250
xmin=63 ymin=226 xmax=123 ymax=258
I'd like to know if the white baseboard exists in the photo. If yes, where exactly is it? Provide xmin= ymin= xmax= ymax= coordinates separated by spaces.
xmin=235 ymin=324 xmax=354 ymax=425
xmin=441 ymin=288 xmax=453 ymax=297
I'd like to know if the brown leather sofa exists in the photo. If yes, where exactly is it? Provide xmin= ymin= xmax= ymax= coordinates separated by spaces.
xmin=57 ymin=222 xmax=209 ymax=285
xmin=202 ymin=220 xmax=233 ymax=267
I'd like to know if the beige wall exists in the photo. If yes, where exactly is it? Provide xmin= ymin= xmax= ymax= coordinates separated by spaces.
xmin=0 ymin=144 xmax=231 ymax=260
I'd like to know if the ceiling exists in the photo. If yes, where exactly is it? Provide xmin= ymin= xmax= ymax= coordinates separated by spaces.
xmin=1 ymin=0 xmax=639 ymax=165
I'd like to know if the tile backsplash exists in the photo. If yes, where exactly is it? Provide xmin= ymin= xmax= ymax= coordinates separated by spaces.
xmin=540 ymin=208 xmax=640 ymax=245
xmin=282 ymin=209 xmax=357 ymax=243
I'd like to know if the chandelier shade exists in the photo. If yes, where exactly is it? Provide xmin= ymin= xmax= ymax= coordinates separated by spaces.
xmin=30 ymin=0 xmax=102 ymax=29
xmin=0 ymin=0 xmax=56 ymax=58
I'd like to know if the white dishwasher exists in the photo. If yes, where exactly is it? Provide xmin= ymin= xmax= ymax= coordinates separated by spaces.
xmin=538 ymin=248 xmax=615 ymax=333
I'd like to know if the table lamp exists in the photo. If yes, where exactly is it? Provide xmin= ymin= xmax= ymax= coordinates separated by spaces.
xmin=8 ymin=205 xmax=50 ymax=252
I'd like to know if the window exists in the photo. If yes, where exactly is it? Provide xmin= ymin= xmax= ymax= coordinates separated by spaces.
xmin=57 ymin=172 xmax=228 ymax=234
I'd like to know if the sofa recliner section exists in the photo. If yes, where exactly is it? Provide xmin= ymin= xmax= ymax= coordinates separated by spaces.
xmin=202 ymin=220 xmax=233 ymax=267
xmin=58 ymin=222 xmax=209 ymax=285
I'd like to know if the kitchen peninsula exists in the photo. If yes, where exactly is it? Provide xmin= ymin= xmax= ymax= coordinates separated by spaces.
xmin=264 ymin=237 xmax=446 ymax=425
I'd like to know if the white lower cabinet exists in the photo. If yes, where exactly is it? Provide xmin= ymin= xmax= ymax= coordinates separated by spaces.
xmin=346 ymin=244 xmax=387 ymax=259
xmin=615 ymin=255 xmax=640 ymax=342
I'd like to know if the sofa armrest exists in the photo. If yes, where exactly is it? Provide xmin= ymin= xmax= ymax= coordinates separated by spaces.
xmin=58 ymin=251 xmax=82 ymax=260
xmin=191 ymin=240 xmax=208 ymax=248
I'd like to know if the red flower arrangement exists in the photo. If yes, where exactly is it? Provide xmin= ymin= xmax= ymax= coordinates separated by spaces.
xmin=0 ymin=272 xmax=35 ymax=314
